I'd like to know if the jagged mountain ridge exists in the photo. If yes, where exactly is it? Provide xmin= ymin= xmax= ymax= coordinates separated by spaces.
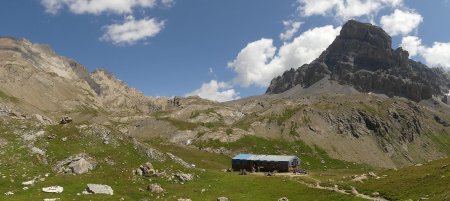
xmin=266 ymin=20 xmax=450 ymax=102
xmin=0 ymin=37 xmax=165 ymax=117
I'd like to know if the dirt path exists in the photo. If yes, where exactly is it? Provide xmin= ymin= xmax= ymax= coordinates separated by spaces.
xmin=290 ymin=177 xmax=389 ymax=201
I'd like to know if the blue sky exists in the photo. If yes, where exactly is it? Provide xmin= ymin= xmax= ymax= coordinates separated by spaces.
xmin=1 ymin=0 xmax=449 ymax=101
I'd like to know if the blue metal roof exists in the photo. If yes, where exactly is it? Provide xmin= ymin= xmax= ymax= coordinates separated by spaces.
xmin=232 ymin=153 xmax=299 ymax=162
xmin=232 ymin=153 xmax=253 ymax=160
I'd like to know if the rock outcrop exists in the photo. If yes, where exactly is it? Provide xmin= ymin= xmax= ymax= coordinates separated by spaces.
xmin=266 ymin=20 xmax=450 ymax=102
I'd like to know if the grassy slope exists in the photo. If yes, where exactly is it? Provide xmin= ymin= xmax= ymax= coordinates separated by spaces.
xmin=353 ymin=158 xmax=450 ymax=201
xmin=0 ymin=120 xmax=364 ymax=201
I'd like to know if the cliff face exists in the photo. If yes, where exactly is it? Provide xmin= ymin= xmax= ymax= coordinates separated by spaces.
xmin=266 ymin=20 xmax=450 ymax=102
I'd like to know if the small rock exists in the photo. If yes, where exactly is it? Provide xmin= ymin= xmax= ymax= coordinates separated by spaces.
xmin=320 ymin=160 xmax=325 ymax=164
xmin=278 ymin=197 xmax=289 ymax=201
xmin=22 ymin=179 xmax=35 ymax=186
xmin=31 ymin=147 xmax=46 ymax=156
xmin=368 ymin=172 xmax=377 ymax=177
xmin=178 ymin=199 xmax=192 ymax=201
xmin=4 ymin=191 xmax=14 ymax=195
xmin=372 ymin=192 xmax=380 ymax=196
xmin=147 ymin=184 xmax=164 ymax=194
xmin=175 ymin=173 xmax=194 ymax=182
xmin=43 ymin=198 xmax=60 ymax=201
xmin=23 ymin=187 xmax=29 ymax=190
xmin=86 ymin=184 xmax=114 ymax=195
xmin=61 ymin=137 xmax=67 ymax=142
xmin=60 ymin=116 xmax=72 ymax=124
xmin=217 ymin=197 xmax=229 ymax=201
xmin=42 ymin=186 xmax=63 ymax=193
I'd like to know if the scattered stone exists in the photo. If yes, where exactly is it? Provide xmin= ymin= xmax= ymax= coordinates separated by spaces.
xmin=147 ymin=184 xmax=164 ymax=194
xmin=368 ymin=172 xmax=377 ymax=177
xmin=22 ymin=179 xmax=35 ymax=186
xmin=53 ymin=154 xmax=96 ymax=175
xmin=61 ymin=137 xmax=67 ymax=142
xmin=42 ymin=186 xmax=63 ymax=193
xmin=217 ymin=197 xmax=229 ymax=201
xmin=31 ymin=114 xmax=53 ymax=125
xmin=85 ymin=184 xmax=114 ymax=195
xmin=372 ymin=192 xmax=380 ymax=196
xmin=175 ymin=173 xmax=194 ymax=182
xmin=43 ymin=198 xmax=60 ymax=201
xmin=31 ymin=147 xmax=46 ymax=156
xmin=278 ymin=197 xmax=289 ymax=201
xmin=167 ymin=153 xmax=193 ymax=169
xmin=351 ymin=174 xmax=368 ymax=182
xmin=23 ymin=187 xmax=29 ymax=190
xmin=415 ymin=163 xmax=423 ymax=167
xmin=320 ymin=160 xmax=325 ymax=164
xmin=4 ymin=191 xmax=14 ymax=195
xmin=178 ymin=199 xmax=192 ymax=201
xmin=59 ymin=116 xmax=72 ymax=124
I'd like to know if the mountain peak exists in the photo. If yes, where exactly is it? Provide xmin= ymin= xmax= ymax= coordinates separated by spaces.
xmin=266 ymin=20 xmax=450 ymax=102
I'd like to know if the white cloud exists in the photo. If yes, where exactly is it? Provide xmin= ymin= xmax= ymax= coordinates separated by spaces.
xmin=380 ymin=9 xmax=423 ymax=36
xmin=297 ymin=0 xmax=403 ymax=21
xmin=280 ymin=21 xmax=303 ymax=41
xmin=161 ymin=0 xmax=175 ymax=7
xmin=186 ymin=80 xmax=240 ymax=102
xmin=40 ymin=0 xmax=178 ymax=15
xmin=228 ymin=25 xmax=341 ymax=87
xmin=401 ymin=36 xmax=450 ymax=68
xmin=100 ymin=16 xmax=165 ymax=45
xmin=421 ymin=42 xmax=450 ymax=68
xmin=400 ymin=36 xmax=422 ymax=56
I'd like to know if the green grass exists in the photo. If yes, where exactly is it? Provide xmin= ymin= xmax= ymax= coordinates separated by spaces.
xmin=0 ymin=121 xmax=371 ymax=201
xmin=352 ymin=158 xmax=450 ymax=201
xmin=0 ymin=90 xmax=19 ymax=103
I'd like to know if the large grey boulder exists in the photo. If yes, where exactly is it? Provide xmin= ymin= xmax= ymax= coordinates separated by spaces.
xmin=85 ymin=184 xmax=113 ymax=195
xmin=53 ymin=154 xmax=96 ymax=175
xmin=68 ymin=158 xmax=93 ymax=174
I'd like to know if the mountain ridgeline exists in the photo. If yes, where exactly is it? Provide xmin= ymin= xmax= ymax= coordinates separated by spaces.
xmin=266 ymin=20 xmax=450 ymax=102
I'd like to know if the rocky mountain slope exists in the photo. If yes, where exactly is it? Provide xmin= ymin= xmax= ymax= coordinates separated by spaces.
xmin=266 ymin=20 xmax=450 ymax=102
xmin=0 ymin=37 xmax=165 ymax=120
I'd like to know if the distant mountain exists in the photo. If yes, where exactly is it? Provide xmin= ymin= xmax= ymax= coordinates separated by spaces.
xmin=266 ymin=20 xmax=450 ymax=103
xmin=0 ymin=37 xmax=165 ymax=119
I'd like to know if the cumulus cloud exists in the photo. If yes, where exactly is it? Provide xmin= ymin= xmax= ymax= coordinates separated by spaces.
xmin=161 ymin=0 xmax=175 ymax=8
xmin=100 ymin=16 xmax=165 ymax=45
xmin=280 ymin=21 xmax=303 ymax=41
xmin=186 ymin=80 xmax=240 ymax=102
xmin=380 ymin=9 xmax=423 ymax=36
xmin=228 ymin=25 xmax=341 ymax=87
xmin=401 ymin=36 xmax=450 ymax=68
xmin=297 ymin=0 xmax=403 ymax=21
xmin=41 ymin=0 xmax=158 ymax=15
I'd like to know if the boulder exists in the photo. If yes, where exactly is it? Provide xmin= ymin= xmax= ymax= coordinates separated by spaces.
xmin=42 ymin=186 xmax=63 ymax=193
xmin=85 ymin=184 xmax=114 ymax=195
xmin=217 ymin=197 xmax=229 ymax=201
xmin=175 ymin=173 xmax=194 ymax=182
xmin=278 ymin=197 xmax=289 ymax=201
xmin=53 ymin=154 xmax=96 ymax=175
xmin=147 ymin=184 xmax=164 ymax=194
xmin=59 ymin=116 xmax=72 ymax=124
xmin=68 ymin=158 xmax=93 ymax=174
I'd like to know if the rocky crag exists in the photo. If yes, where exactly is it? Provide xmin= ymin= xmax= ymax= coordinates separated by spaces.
xmin=266 ymin=20 xmax=450 ymax=102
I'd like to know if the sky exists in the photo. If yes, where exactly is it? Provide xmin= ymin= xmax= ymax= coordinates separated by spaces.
xmin=0 ymin=0 xmax=450 ymax=102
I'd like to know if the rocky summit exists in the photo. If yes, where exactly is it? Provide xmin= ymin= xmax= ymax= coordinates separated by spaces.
xmin=266 ymin=20 xmax=450 ymax=102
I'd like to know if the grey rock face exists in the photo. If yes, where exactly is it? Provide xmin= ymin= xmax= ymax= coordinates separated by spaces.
xmin=266 ymin=20 xmax=450 ymax=102
xmin=86 ymin=184 xmax=113 ymax=195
